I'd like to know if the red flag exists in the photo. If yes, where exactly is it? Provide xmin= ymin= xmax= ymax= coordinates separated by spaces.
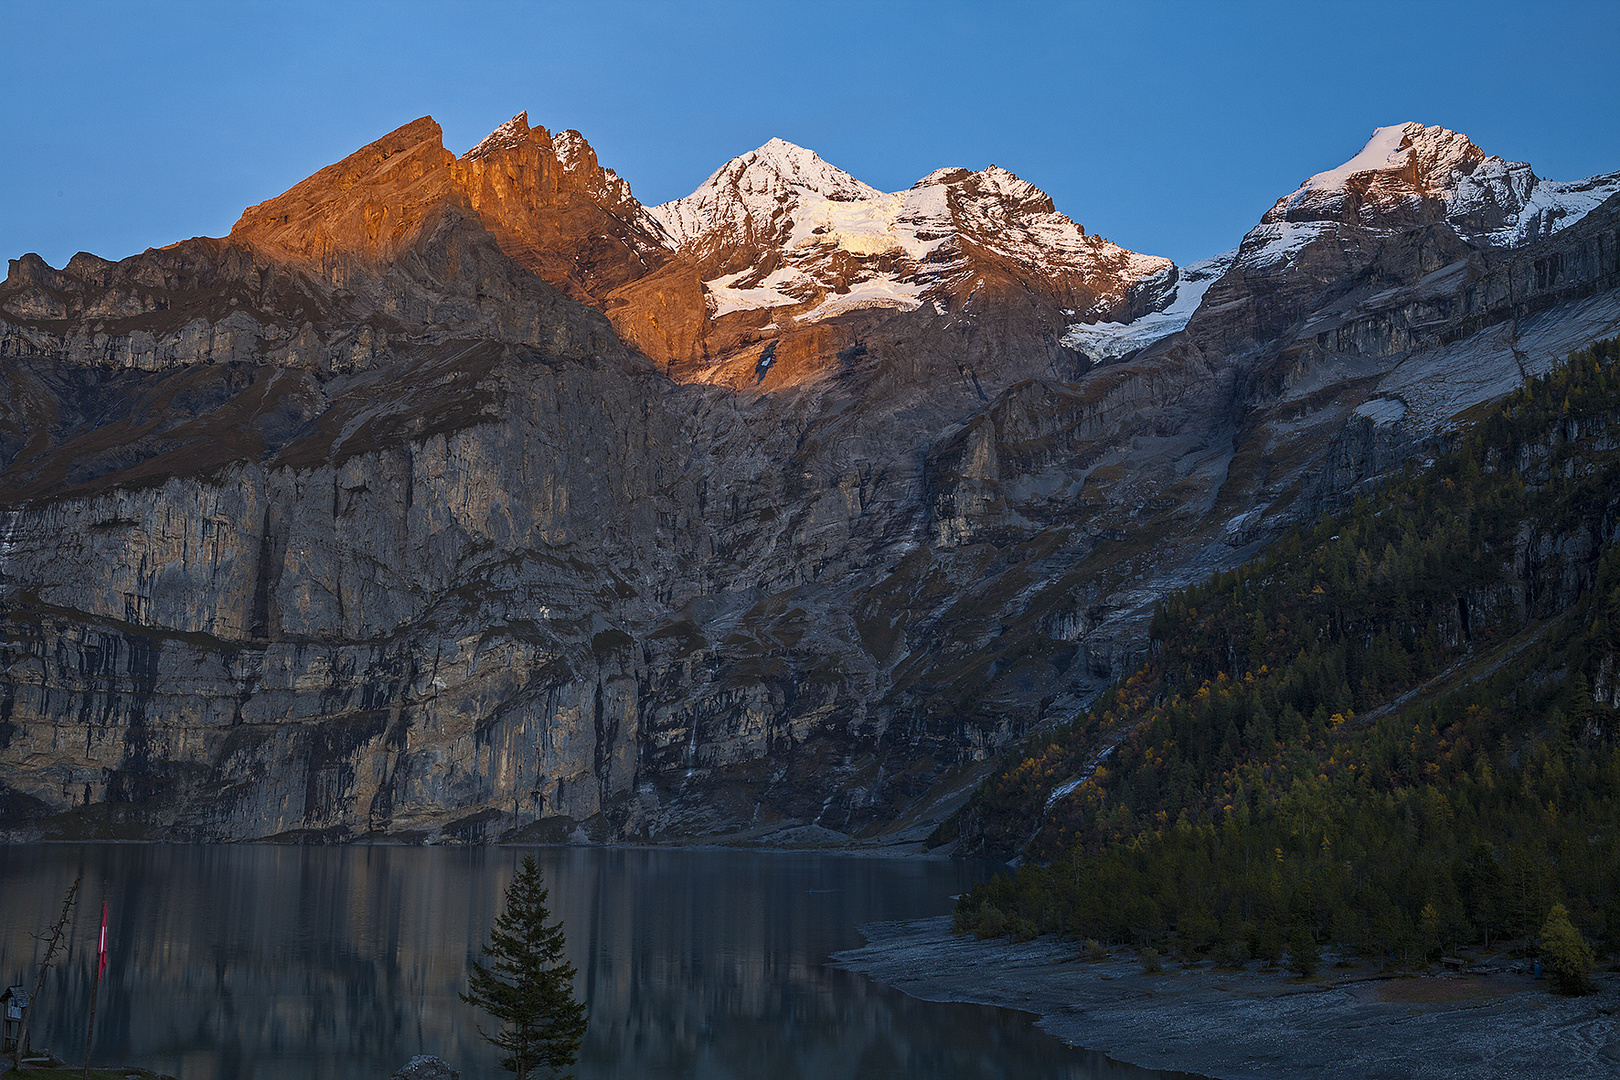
xmin=96 ymin=900 xmax=108 ymax=982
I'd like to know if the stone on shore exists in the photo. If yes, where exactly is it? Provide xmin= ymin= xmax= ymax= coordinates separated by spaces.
xmin=389 ymin=1055 xmax=460 ymax=1080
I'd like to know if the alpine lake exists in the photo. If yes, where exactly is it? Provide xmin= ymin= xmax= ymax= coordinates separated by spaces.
xmin=0 ymin=844 xmax=1185 ymax=1079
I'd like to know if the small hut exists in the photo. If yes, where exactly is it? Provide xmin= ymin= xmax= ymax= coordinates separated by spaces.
xmin=1 ymin=985 xmax=29 ymax=1054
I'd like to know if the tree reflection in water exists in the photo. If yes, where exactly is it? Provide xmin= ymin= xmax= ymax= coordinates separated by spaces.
xmin=0 ymin=845 xmax=1173 ymax=1079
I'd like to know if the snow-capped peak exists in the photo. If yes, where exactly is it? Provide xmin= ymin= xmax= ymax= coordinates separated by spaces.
xmin=1276 ymin=122 xmax=1487 ymax=221
xmin=652 ymin=144 xmax=1172 ymax=329
xmin=914 ymin=166 xmax=971 ymax=187
xmin=1236 ymin=122 xmax=1620 ymax=273
xmin=1291 ymin=123 xmax=1418 ymax=200
xmin=650 ymin=139 xmax=880 ymax=253
xmin=745 ymin=138 xmax=881 ymax=201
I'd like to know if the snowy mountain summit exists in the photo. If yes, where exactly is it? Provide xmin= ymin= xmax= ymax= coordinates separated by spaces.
xmin=651 ymin=137 xmax=883 ymax=260
xmin=1239 ymin=122 xmax=1620 ymax=271
xmin=650 ymin=139 xmax=1173 ymax=327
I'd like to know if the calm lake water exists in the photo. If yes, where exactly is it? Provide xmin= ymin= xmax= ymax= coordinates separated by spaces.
xmin=0 ymin=844 xmax=1174 ymax=1079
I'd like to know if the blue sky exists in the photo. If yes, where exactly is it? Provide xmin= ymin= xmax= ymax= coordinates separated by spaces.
xmin=3 ymin=0 xmax=1616 ymax=268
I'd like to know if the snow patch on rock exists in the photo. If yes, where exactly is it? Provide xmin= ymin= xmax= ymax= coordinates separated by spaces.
xmin=1062 ymin=249 xmax=1237 ymax=360
xmin=795 ymin=274 xmax=932 ymax=324
xmin=552 ymin=129 xmax=589 ymax=171
xmin=1353 ymin=397 xmax=1407 ymax=426
xmin=1476 ymin=169 xmax=1620 ymax=246
xmin=705 ymin=268 xmax=808 ymax=317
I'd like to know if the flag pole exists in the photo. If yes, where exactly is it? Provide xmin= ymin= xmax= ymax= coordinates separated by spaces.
xmin=82 ymin=894 xmax=107 ymax=1080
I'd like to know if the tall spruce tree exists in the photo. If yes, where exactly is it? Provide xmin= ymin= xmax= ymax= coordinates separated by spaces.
xmin=463 ymin=855 xmax=588 ymax=1078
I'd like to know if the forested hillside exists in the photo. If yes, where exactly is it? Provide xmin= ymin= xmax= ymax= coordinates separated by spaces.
xmin=953 ymin=339 xmax=1620 ymax=965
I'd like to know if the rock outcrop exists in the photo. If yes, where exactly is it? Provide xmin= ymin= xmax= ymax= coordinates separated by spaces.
xmin=0 ymin=116 xmax=1615 ymax=845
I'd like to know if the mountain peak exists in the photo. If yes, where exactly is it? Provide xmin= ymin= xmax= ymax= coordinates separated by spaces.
xmin=649 ymin=139 xmax=879 ymax=256
xmin=646 ymin=136 xmax=1172 ymax=349
xmin=466 ymin=112 xmax=538 ymax=159
xmin=1287 ymin=122 xmax=1484 ymax=210
xmin=1227 ymin=118 xmax=1618 ymax=286
xmin=756 ymin=136 xmax=815 ymax=160
xmin=1296 ymin=122 xmax=1421 ymax=195
xmin=230 ymin=115 xmax=455 ymax=264
xmin=1264 ymin=120 xmax=1620 ymax=244
xmin=913 ymin=167 xmax=971 ymax=188
xmin=721 ymin=138 xmax=880 ymax=202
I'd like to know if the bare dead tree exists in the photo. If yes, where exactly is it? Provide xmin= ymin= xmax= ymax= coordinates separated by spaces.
xmin=13 ymin=875 xmax=80 ymax=1070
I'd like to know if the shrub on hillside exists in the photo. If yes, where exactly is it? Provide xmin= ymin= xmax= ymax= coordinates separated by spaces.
xmin=1542 ymin=903 xmax=1595 ymax=995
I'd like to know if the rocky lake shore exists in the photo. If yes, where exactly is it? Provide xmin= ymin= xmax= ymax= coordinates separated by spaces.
xmin=833 ymin=917 xmax=1620 ymax=1080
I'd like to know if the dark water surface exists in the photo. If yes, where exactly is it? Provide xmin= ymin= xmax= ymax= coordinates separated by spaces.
xmin=0 ymin=844 xmax=1172 ymax=1079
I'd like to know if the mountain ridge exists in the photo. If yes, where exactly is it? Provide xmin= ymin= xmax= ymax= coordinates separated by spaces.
xmin=0 ymin=112 xmax=1616 ymax=846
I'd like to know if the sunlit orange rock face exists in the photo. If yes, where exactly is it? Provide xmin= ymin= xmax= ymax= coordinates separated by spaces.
xmin=456 ymin=115 xmax=668 ymax=298
xmin=454 ymin=115 xmax=717 ymax=370
xmin=231 ymin=113 xmax=713 ymax=371
xmin=230 ymin=116 xmax=460 ymax=268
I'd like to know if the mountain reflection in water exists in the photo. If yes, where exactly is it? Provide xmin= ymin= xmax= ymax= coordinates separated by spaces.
xmin=0 ymin=845 xmax=1173 ymax=1079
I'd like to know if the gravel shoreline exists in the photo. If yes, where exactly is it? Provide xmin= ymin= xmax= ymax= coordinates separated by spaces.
xmin=831 ymin=917 xmax=1620 ymax=1080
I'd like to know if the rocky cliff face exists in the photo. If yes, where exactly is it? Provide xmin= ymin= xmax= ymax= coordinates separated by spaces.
xmin=0 ymin=117 xmax=1615 ymax=845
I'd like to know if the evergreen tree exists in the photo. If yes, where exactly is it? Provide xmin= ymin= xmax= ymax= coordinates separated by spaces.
xmin=1540 ymin=903 xmax=1594 ymax=996
xmin=1287 ymin=922 xmax=1320 ymax=978
xmin=463 ymin=855 xmax=589 ymax=1078
xmin=1601 ymin=888 xmax=1620 ymax=968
